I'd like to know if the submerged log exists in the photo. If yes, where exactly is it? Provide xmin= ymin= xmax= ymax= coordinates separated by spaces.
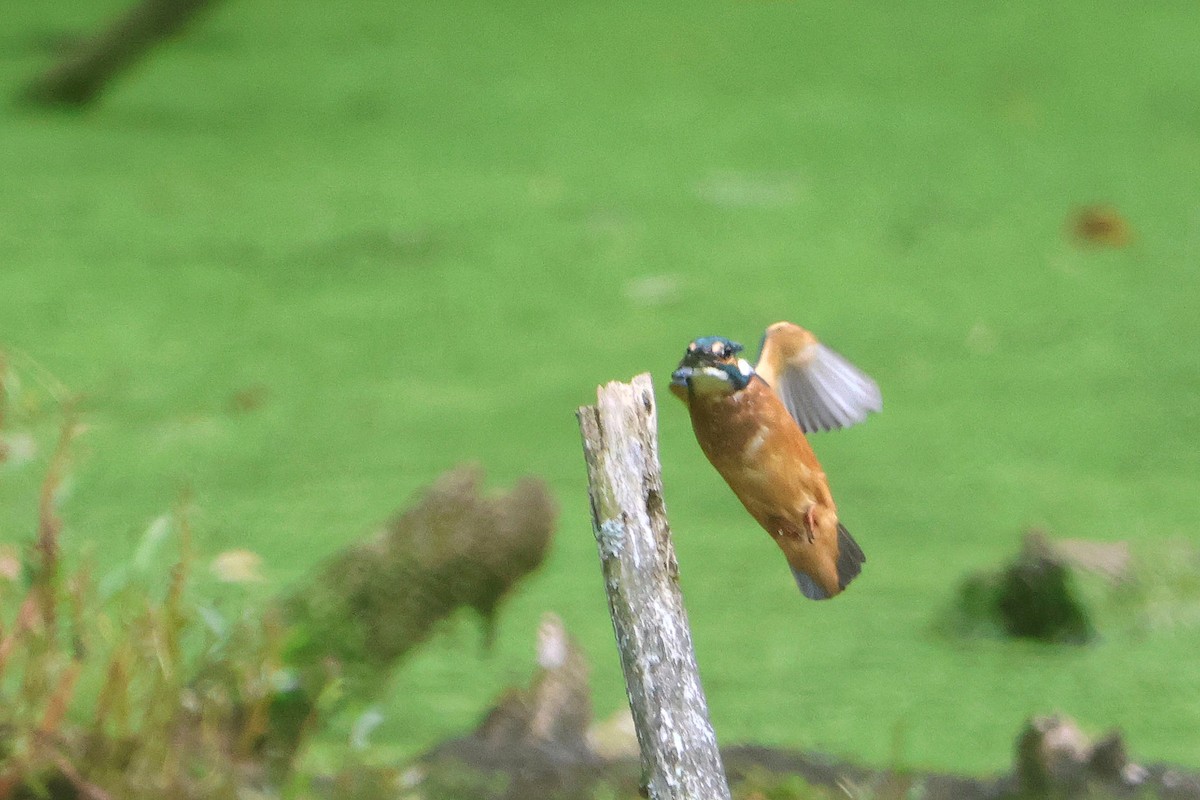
xmin=20 ymin=0 xmax=221 ymax=108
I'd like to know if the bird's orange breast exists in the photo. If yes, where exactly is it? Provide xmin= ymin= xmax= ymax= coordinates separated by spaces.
xmin=684 ymin=378 xmax=833 ymax=524
xmin=683 ymin=377 xmax=844 ymax=595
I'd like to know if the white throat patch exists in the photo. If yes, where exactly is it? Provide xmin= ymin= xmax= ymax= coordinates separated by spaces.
xmin=688 ymin=365 xmax=734 ymax=395
xmin=688 ymin=361 xmax=754 ymax=396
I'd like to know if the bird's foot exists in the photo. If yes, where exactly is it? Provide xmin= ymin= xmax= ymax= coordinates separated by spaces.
xmin=803 ymin=507 xmax=817 ymax=542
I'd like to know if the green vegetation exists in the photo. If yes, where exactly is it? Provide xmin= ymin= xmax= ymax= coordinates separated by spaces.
xmin=0 ymin=432 xmax=290 ymax=797
xmin=2 ymin=0 xmax=1199 ymax=778
xmin=0 ymin=406 xmax=554 ymax=796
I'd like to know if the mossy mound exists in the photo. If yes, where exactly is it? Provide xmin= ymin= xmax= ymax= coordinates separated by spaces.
xmin=944 ymin=533 xmax=1097 ymax=644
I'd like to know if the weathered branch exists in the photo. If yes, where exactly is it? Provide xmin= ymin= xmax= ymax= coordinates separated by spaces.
xmin=576 ymin=373 xmax=731 ymax=800
xmin=19 ymin=0 xmax=220 ymax=108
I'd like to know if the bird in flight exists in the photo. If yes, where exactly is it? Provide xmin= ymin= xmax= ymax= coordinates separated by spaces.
xmin=669 ymin=321 xmax=881 ymax=600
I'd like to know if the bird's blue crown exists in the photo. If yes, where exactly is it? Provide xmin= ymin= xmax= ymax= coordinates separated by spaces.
xmin=674 ymin=335 xmax=752 ymax=391
xmin=691 ymin=336 xmax=743 ymax=357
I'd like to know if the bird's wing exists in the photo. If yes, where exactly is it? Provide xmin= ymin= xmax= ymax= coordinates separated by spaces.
xmin=754 ymin=321 xmax=881 ymax=433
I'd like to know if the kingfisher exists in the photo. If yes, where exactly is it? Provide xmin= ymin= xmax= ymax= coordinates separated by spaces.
xmin=669 ymin=321 xmax=881 ymax=600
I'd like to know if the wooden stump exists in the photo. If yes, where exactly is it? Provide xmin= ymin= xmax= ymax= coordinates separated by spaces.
xmin=577 ymin=373 xmax=731 ymax=800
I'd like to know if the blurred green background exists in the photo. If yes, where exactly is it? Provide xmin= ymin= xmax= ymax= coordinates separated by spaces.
xmin=3 ymin=0 xmax=1199 ymax=775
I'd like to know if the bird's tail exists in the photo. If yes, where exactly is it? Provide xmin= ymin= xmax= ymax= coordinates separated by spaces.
xmin=835 ymin=523 xmax=865 ymax=590
xmin=789 ymin=522 xmax=866 ymax=600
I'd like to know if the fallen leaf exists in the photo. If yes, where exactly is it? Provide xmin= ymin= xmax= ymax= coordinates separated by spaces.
xmin=1069 ymin=204 xmax=1134 ymax=248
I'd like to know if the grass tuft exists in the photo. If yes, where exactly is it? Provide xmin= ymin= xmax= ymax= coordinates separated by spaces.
xmin=0 ymin=401 xmax=292 ymax=798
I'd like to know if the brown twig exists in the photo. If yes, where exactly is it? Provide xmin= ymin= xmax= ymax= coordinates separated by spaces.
xmin=38 ymin=661 xmax=83 ymax=736
xmin=0 ymin=349 xmax=8 ymax=435
xmin=0 ymin=595 xmax=42 ymax=676
xmin=51 ymin=751 xmax=114 ymax=800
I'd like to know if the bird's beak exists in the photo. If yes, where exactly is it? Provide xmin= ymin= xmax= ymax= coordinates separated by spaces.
xmin=670 ymin=365 xmax=694 ymax=387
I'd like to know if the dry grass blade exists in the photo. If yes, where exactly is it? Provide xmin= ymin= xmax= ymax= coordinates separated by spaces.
xmin=37 ymin=661 xmax=83 ymax=736
xmin=0 ymin=349 xmax=8 ymax=437
xmin=0 ymin=595 xmax=40 ymax=677
xmin=33 ymin=414 xmax=81 ymax=635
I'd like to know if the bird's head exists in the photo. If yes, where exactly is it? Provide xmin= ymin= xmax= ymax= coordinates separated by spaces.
xmin=670 ymin=336 xmax=755 ymax=399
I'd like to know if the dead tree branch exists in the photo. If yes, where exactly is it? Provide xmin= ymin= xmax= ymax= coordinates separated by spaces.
xmin=577 ymin=373 xmax=731 ymax=800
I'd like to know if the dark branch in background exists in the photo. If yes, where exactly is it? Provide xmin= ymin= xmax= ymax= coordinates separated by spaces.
xmin=19 ymin=0 xmax=220 ymax=109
